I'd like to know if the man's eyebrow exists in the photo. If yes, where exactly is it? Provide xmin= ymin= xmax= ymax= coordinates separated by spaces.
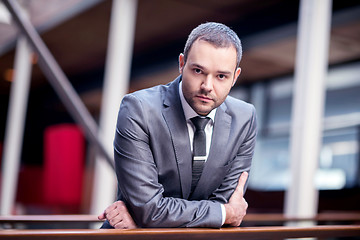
xmin=217 ymin=70 xmax=232 ymax=75
xmin=190 ymin=63 xmax=232 ymax=74
xmin=190 ymin=63 xmax=206 ymax=70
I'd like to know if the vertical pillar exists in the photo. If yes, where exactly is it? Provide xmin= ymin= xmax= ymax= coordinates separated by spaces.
xmin=0 ymin=36 xmax=33 ymax=215
xmin=90 ymin=0 xmax=137 ymax=219
xmin=284 ymin=0 xmax=332 ymax=221
xmin=251 ymin=83 xmax=265 ymax=134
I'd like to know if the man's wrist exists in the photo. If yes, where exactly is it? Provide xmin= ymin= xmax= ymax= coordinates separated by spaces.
xmin=223 ymin=203 xmax=234 ymax=225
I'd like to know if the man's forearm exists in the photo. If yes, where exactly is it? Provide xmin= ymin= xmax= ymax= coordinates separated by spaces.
xmin=223 ymin=172 xmax=248 ymax=226
xmin=124 ymin=195 xmax=223 ymax=228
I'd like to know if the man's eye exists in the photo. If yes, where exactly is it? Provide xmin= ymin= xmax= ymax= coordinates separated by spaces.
xmin=218 ymin=74 xmax=226 ymax=79
xmin=194 ymin=68 xmax=202 ymax=74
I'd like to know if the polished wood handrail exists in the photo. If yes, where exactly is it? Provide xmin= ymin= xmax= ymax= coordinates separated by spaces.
xmin=0 ymin=225 xmax=359 ymax=240
xmin=0 ymin=214 xmax=99 ymax=223
xmin=244 ymin=212 xmax=360 ymax=222
xmin=1 ymin=212 xmax=360 ymax=224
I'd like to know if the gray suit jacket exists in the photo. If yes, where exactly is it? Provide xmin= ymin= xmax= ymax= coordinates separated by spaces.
xmin=101 ymin=76 xmax=257 ymax=228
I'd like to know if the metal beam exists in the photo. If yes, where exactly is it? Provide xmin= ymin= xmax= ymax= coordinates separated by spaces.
xmin=0 ymin=35 xmax=32 ymax=215
xmin=2 ymin=0 xmax=114 ymax=170
xmin=284 ymin=0 xmax=332 ymax=221
xmin=90 ymin=0 xmax=138 ymax=219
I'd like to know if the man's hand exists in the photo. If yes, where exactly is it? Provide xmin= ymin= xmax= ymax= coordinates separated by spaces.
xmin=224 ymin=172 xmax=249 ymax=226
xmin=98 ymin=200 xmax=137 ymax=229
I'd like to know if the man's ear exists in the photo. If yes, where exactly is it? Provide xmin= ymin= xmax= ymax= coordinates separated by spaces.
xmin=232 ymin=67 xmax=241 ymax=87
xmin=179 ymin=53 xmax=185 ymax=74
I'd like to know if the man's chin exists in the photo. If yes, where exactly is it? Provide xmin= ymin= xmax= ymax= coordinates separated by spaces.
xmin=193 ymin=105 xmax=213 ymax=116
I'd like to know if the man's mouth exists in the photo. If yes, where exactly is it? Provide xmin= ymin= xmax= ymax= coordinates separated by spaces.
xmin=196 ymin=95 xmax=212 ymax=102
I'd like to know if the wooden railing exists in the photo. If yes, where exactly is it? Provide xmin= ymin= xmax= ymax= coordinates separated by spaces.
xmin=244 ymin=212 xmax=360 ymax=223
xmin=0 ymin=214 xmax=99 ymax=224
xmin=1 ymin=212 xmax=360 ymax=225
xmin=0 ymin=225 xmax=359 ymax=240
xmin=1 ymin=213 xmax=359 ymax=239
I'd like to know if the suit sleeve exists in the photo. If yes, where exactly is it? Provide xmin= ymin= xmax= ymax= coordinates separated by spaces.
xmin=114 ymin=94 xmax=222 ymax=228
xmin=209 ymin=105 xmax=257 ymax=204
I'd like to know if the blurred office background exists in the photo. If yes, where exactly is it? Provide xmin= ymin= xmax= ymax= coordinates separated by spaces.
xmin=0 ymin=0 xmax=359 ymax=218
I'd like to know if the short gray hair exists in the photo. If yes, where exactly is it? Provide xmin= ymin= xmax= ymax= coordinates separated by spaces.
xmin=183 ymin=22 xmax=242 ymax=68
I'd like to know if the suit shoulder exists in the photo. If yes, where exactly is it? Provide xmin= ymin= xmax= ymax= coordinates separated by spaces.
xmin=225 ymin=95 xmax=255 ymax=114
xmin=122 ymin=84 xmax=170 ymax=109
xmin=127 ymin=84 xmax=164 ymax=101
xmin=123 ymin=78 xmax=178 ymax=108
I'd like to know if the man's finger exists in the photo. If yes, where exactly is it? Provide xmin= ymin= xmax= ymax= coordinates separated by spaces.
xmin=97 ymin=212 xmax=106 ymax=220
xmin=98 ymin=200 xmax=122 ymax=221
xmin=103 ymin=206 xmax=116 ymax=217
xmin=236 ymin=172 xmax=248 ymax=193
xmin=109 ymin=217 xmax=122 ymax=227
xmin=106 ymin=209 xmax=121 ymax=220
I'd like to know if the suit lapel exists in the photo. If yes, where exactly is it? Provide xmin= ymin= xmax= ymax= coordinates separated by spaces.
xmin=191 ymin=102 xmax=232 ymax=199
xmin=162 ymin=77 xmax=192 ymax=199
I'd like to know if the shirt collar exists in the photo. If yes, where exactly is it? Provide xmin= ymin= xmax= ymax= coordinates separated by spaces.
xmin=179 ymin=81 xmax=216 ymax=122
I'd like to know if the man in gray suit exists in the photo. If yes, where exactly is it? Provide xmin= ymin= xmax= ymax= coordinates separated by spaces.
xmin=98 ymin=22 xmax=257 ymax=229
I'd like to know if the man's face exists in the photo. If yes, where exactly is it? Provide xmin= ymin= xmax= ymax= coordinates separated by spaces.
xmin=179 ymin=39 xmax=241 ymax=116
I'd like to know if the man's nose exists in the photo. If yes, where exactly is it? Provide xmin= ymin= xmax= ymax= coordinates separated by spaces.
xmin=201 ymin=75 xmax=214 ymax=92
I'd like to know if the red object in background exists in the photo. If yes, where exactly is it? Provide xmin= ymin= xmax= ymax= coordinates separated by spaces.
xmin=17 ymin=166 xmax=45 ymax=205
xmin=43 ymin=124 xmax=84 ymax=206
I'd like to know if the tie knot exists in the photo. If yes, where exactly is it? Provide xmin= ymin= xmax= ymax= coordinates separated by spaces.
xmin=191 ymin=116 xmax=210 ymax=132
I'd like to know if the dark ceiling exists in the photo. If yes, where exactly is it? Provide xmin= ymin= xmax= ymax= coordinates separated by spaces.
xmin=0 ymin=0 xmax=360 ymax=114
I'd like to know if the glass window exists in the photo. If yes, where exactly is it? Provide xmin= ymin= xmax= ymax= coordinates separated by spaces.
xmin=248 ymin=62 xmax=360 ymax=191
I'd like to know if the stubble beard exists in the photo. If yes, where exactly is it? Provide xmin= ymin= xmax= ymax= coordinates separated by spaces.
xmin=189 ymin=92 xmax=217 ymax=116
